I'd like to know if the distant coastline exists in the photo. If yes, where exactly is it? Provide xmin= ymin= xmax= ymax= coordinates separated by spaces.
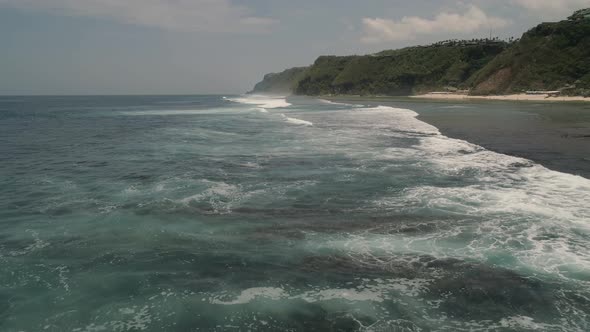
xmin=316 ymin=93 xmax=590 ymax=104
xmin=250 ymin=9 xmax=590 ymax=100
xmin=411 ymin=92 xmax=590 ymax=103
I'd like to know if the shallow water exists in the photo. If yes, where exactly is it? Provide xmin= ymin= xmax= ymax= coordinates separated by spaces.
xmin=1 ymin=95 xmax=589 ymax=331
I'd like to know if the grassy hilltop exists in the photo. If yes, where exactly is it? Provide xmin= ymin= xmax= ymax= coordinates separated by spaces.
xmin=250 ymin=9 xmax=590 ymax=97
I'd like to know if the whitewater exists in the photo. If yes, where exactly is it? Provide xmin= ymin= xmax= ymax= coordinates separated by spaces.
xmin=1 ymin=94 xmax=589 ymax=331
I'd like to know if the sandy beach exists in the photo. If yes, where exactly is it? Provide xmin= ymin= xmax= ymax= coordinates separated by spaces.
xmin=412 ymin=93 xmax=590 ymax=102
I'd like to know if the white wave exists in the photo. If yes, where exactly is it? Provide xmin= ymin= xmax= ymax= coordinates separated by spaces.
xmin=179 ymin=180 xmax=267 ymax=214
xmin=209 ymin=278 xmax=431 ymax=306
xmin=55 ymin=266 xmax=70 ymax=292
xmin=226 ymin=94 xmax=291 ymax=109
xmin=210 ymin=287 xmax=287 ymax=305
xmin=361 ymin=106 xmax=440 ymax=135
xmin=123 ymin=185 xmax=140 ymax=195
xmin=252 ymin=107 xmax=268 ymax=113
xmin=240 ymin=161 xmax=262 ymax=169
xmin=181 ymin=181 xmax=241 ymax=206
xmin=318 ymin=99 xmax=365 ymax=107
xmin=309 ymin=104 xmax=590 ymax=284
xmin=318 ymin=99 xmax=342 ymax=105
xmin=281 ymin=114 xmax=313 ymax=126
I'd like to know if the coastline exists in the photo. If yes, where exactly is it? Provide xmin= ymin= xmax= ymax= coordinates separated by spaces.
xmin=322 ymin=95 xmax=590 ymax=179
xmin=411 ymin=93 xmax=590 ymax=103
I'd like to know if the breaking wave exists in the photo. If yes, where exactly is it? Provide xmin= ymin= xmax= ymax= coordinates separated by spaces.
xmin=281 ymin=114 xmax=313 ymax=126
xmin=226 ymin=95 xmax=291 ymax=108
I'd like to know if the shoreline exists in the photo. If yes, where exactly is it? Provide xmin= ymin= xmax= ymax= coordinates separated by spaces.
xmin=411 ymin=93 xmax=590 ymax=103
xmin=322 ymin=95 xmax=590 ymax=179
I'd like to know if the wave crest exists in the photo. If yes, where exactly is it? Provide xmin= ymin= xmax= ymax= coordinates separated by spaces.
xmin=281 ymin=114 xmax=313 ymax=126
xmin=226 ymin=95 xmax=291 ymax=109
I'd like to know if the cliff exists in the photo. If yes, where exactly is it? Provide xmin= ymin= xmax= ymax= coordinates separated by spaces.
xmin=248 ymin=67 xmax=308 ymax=94
xmin=470 ymin=15 xmax=590 ymax=96
xmin=251 ymin=9 xmax=590 ymax=97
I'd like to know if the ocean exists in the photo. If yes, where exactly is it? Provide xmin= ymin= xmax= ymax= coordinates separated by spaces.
xmin=1 ymin=95 xmax=589 ymax=331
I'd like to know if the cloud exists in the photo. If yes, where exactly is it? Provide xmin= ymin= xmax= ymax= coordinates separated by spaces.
xmin=0 ymin=0 xmax=276 ymax=33
xmin=361 ymin=5 xmax=510 ymax=43
xmin=513 ymin=0 xmax=589 ymax=17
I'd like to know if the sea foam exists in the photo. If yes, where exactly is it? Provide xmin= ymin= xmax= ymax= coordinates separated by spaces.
xmin=226 ymin=95 xmax=291 ymax=108
xmin=281 ymin=114 xmax=313 ymax=126
xmin=317 ymin=104 xmax=590 ymax=283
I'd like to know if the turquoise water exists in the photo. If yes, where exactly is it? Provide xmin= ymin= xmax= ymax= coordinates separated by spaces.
xmin=1 ymin=95 xmax=589 ymax=331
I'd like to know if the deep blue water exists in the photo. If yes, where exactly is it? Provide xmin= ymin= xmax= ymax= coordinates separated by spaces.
xmin=1 ymin=95 xmax=589 ymax=331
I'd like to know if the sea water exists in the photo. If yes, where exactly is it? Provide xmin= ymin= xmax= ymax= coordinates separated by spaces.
xmin=1 ymin=95 xmax=589 ymax=331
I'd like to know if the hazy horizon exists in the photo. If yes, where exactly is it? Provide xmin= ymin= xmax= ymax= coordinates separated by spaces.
xmin=2 ymin=0 xmax=587 ymax=95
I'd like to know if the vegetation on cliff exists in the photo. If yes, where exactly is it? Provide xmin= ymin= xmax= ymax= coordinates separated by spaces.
xmin=295 ymin=41 xmax=507 ymax=96
xmin=471 ymin=15 xmax=590 ymax=96
xmin=249 ymin=67 xmax=308 ymax=94
xmin=251 ymin=9 xmax=590 ymax=97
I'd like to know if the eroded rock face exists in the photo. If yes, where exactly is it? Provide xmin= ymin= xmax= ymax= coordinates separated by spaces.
xmin=472 ymin=68 xmax=513 ymax=95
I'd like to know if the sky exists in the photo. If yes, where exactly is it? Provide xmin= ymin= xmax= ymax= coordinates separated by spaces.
xmin=1 ymin=0 xmax=588 ymax=95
